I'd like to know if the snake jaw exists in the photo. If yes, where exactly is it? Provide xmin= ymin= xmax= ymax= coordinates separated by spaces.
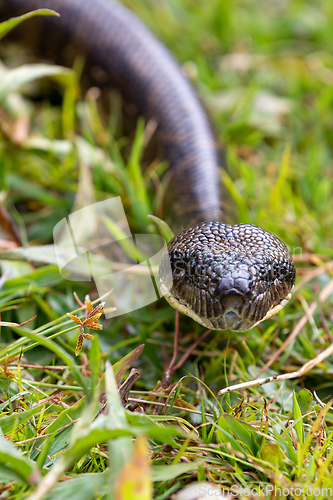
xmin=251 ymin=288 xmax=294 ymax=328
xmin=159 ymin=222 xmax=296 ymax=332
xmin=160 ymin=282 xmax=213 ymax=330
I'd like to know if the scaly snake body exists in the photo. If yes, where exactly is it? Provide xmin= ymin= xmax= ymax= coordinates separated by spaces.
xmin=0 ymin=0 xmax=296 ymax=331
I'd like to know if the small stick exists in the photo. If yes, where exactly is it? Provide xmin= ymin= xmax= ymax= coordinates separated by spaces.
xmin=127 ymin=396 xmax=214 ymax=417
xmin=163 ymin=310 xmax=180 ymax=387
xmin=172 ymin=328 xmax=211 ymax=372
xmin=257 ymin=278 xmax=333 ymax=377
xmin=163 ymin=313 xmax=212 ymax=387
xmin=219 ymin=342 xmax=333 ymax=395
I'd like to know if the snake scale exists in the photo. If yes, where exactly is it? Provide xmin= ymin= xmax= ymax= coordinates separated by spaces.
xmin=0 ymin=0 xmax=296 ymax=332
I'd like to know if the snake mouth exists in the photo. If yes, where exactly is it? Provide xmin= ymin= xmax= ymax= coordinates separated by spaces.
xmin=160 ymin=283 xmax=250 ymax=332
xmin=218 ymin=293 xmax=247 ymax=330
xmin=223 ymin=309 xmax=242 ymax=330
xmin=160 ymin=283 xmax=294 ymax=332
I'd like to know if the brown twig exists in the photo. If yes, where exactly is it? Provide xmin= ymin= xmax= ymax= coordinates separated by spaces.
xmin=219 ymin=341 xmax=333 ymax=395
xmin=256 ymin=279 xmax=333 ymax=378
xmin=294 ymin=261 xmax=333 ymax=293
xmin=172 ymin=328 xmax=212 ymax=373
xmin=0 ymin=204 xmax=22 ymax=246
xmin=163 ymin=310 xmax=180 ymax=388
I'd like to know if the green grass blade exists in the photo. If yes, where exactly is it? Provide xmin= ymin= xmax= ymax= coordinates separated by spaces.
xmin=0 ymin=64 xmax=75 ymax=104
xmin=0 ymin=435 xmax=40 ymax=485
xmin=293 ymin=390 xmax=304 ymax=445
xmin=0 ymin=9 xmax=59 ymax=41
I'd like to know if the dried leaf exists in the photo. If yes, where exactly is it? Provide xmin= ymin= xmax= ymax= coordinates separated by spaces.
xmin=83 ymin=312 xmax=103 ymax=325
xmin=85 ymin=294 xmax=94 ymax=314
xmin=86 ymin=323 xmax=103 ymax=331
xmin=67 ymin=313 xmax=83 ymax=326
xmin=75 ymin=334 xmax=84 ymax=356
xmin=83 ymin=333 xmax=95 ymax=340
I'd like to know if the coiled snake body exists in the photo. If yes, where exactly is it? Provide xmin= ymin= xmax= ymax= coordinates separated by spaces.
xmin=0 ymin=0 xmax=296 ymax=331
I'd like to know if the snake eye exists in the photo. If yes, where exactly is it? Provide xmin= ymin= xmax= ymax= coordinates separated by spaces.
xmin=159 ymin=221 xmax=296 ymax=332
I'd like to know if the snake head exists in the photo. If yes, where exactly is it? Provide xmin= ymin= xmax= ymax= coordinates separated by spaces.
xmin=159 ymin=222 xmax=296 ymax=332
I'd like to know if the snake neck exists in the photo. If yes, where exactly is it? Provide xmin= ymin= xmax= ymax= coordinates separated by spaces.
xmin=0 ymin=0 xmax=222 ymax=230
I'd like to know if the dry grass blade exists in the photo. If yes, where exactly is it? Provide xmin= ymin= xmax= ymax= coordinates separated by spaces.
xmin=219 ymin=341 xmax=333 ymax=395
xmin=256 ymin=279 xmax=333 ymax=377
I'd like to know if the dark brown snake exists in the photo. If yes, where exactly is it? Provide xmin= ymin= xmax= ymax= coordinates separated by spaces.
xmin=0 ymin=0 xmax=296 ymax=332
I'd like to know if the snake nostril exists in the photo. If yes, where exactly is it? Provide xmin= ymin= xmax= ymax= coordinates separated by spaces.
xmin=215 ymin=276 xmax=249 ymax=298
xmin=216 ymin=277 xmax=234 ymax=293
xmin=234 ymin=277 xmax=250 ymax=294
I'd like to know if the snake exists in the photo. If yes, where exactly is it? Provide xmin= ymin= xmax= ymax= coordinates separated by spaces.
xmin=0 ymin=0 xmax=296 ymax=332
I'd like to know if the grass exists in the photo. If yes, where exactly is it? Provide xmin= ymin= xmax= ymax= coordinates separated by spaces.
xmin=0 ymin=0 xmax=333 ymax=498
